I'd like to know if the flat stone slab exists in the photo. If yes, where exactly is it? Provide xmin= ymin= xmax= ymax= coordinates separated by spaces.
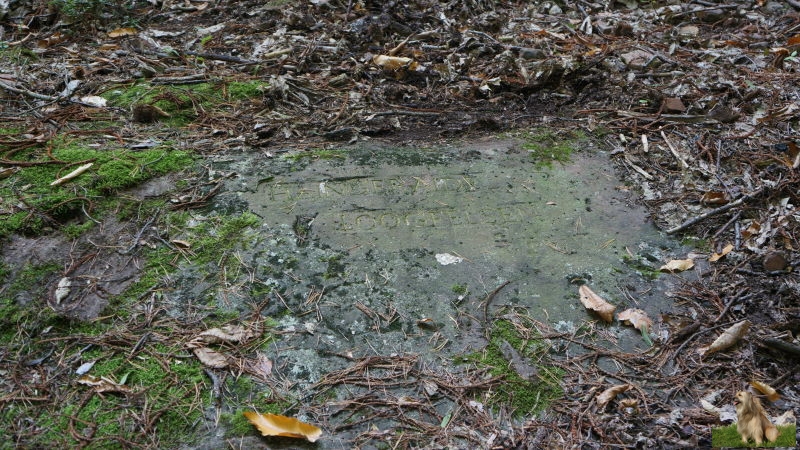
xmin=228 ymin=139 xmax=677 ymax=328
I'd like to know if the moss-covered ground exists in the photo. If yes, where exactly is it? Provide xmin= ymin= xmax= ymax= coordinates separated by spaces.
xmin=0 ymin=73 xmax=276 ymax=446
xmin=458 ymin=316 xmax=564 ymax=416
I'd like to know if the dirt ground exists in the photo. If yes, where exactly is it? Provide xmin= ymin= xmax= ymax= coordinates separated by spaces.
xmin=1 ymin=0 xmax=799 ymax=448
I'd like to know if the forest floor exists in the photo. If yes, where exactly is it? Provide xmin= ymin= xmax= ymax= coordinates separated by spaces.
xmin=1 ymin=1 xmax=799 ymax=448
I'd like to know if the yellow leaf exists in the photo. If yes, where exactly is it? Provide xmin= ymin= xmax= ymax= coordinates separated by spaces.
xmin=697 ymin=320 xmax=750 ymax=357
xmin=243 ymin=412 xmax=322 ymax=442
xmin=578 ymin=285 xmax=615 ymax=323
xmin=108 ymin=27 xmax=138 ymax=38
xmin=617 ymin=308 xmax=653 ymax=332
xmin=751 ymin=380 xmax=780 ymax=402
xmin=659 ymin=258 xmax=694 ymax=272
xmin=709 ymin=243 xmax=734 ymax=262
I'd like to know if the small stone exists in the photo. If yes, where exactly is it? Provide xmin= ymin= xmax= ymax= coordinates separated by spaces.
xmin=707 ymin=103 xmax=739 ymax=123
xmin=695 ymin=9 xmax=727 ymax=23
xmin=620 ymin=49 xmax=654 ymax=69
xmin=763 ymin=252 xmax=788 ymax=271
xmin=677 ymin=25 xmax=699 ymax=38
xmin=132 ymin=104 xmax=170 ymax=123
xmin=613 ymin=22 xmax=634 ymax=37
xmin=519 ymin=47 xmax=545 ymax=60
xmin=663 ymin=97 xmax=686 ymax=113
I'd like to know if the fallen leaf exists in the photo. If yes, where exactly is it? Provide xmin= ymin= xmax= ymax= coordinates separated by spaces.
xmin=596 ymin=384 xmax=630 ymax=409
xmin=618 ymin=309 xmax=654 ymax=345
xmin=659 ymin=258 xmax=694 ymax=272
xmin=618 ymin=398 xmax=639 ymax=414
xmin=75 ymin=360 xmax=96 ymax=375
xmin=79 ymin=96 xmax=107 ymax=107
xmin=243 ymin=412 xmax=322 ymax=442
xmin=171 ymin=239 xmax=191 ymax=249
xmin=701 ymin=191 xmax=728 ymax=205
xmin=372 ymin=54 xmax=419 ymax=71
xmin=192 ymin=347 xmax=228 ymax=368
xmin=108 ymin=27 xmax=138 ymax=38
xmin=198 ymin=323 xmax=259 ymax=344
xmin=77 ymin=374 xmax=132 ymax=394
xmin=578 ymin=285 xmax=615 ymax=323
xmin=750 ymin=380 xmax=780 ymax=402
xmin=38 ymin=32 xmax=65 ymax=48
xmin=709 ymin=243 xmax=733 ymax=262
xmin=697 ymin=320 xmax=750 ymax=357
xmin=617 ymin=308 xmax=653 ymax=331
xmin=247 ymin=352 xmax=273 ymax=380
xmin=663 ymin=97 xmax=686 ymax=113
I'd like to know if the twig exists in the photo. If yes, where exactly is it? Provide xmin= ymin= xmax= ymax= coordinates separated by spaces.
xmin=0 ymin=80 xmax=59 ymax=101
xmin=715 ymin=292 xmax=753 ymax=322
xmin=121 ymin=213 xmax=159 ymax=254
xmin=370 ymin=110 xmax=441 ymax=118
xmin=666 ymin=187 xmax=765 ymax=234
xmin=760 ymin=337 xmax=800 ymax=358
xmin=661 ymin=131 xmax=688 ymax=169
xmin=481 ymin=280 xmax=511 ymax=325
xmin=711 ymin=210 xmax=741 ymax=241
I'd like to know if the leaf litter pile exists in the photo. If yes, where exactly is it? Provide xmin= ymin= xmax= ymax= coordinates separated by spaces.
xmin=1 ymin=0 xmax=800 ymax=448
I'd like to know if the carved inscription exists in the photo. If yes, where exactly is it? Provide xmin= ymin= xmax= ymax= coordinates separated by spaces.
xmin=261 ymin=175 xmax=479 ymax=202
xmin=257 ymin=173 xmax=537 ymax=235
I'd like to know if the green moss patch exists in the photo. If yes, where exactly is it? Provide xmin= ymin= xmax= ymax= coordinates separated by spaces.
xmin=457 ymin=317 xmax=564 ymax=416
xmin=101 ymin=80 xmax=268 ymax=127
xmin=2 ymin=340 xmax=207 ymax=448
xmin=115 ymin=211 xmax=260 ymax=307
xmin=0 ymin=262 xmax=61 ymax=342
xmin=0 ymin=139 xmax=192 ymax=238
xmin=521 ymin=128 xmax=584 ymax=168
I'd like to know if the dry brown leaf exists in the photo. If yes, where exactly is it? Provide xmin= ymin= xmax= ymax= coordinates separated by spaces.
xmin=751 ymin=380 xmax=780 ymax=402
xmin=701 ymin=191 xmax=728 ymax=205
xmin=243 ymin=412 xmax=322 ymax=442
xmin=617 ymin=308 xmax=653 ymax=332
xmin=171 ymin=239 xmax=191 ymax=249
xmin=709 ymin=243 xmax=734 ymax=262
xmin=697 ymin=320 xmax=750 ymax=357
xmin=38 ymin=32 xmax=65 ymax=48
xmin=618 ymin=398 xmax=640 ymax=414
xmin=198 ymin=323 xmax=258 ymax=344
xmin=578 ymin=285 xmax=615 ymax=323
xmin=596 ymin=384 xmax=630 ymax=409
xmin=192 ymin=347 xmax=228 ymax=368
xmin=372 ymin=54 xmax=419 ymax=71
xmin=77 ymin=374 xmax=132 ymax=394
xmin=247 ymin=352 xmax=273 ymax=380
xmin=659 ymin=258 xmax=694 ymax=272
xmin=108 ymin=27 xmax=138 ymax=38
